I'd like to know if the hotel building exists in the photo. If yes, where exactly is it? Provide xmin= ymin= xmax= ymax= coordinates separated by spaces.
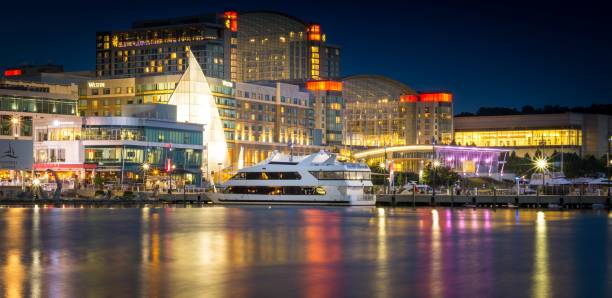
xmin=305 ymin=80 xmax=344 ymax=146
xmin=454 ymin=113 xmax=612 ymax=157
xmin=95 ymin=10 xmax=340 ymax=83
xmin=236 ymin=11 xmax=341 ymax=81
xmin=96 ymin=14 xmax=232 ymax=79
xmin=342 ymin=75 xmax=453 ymax=148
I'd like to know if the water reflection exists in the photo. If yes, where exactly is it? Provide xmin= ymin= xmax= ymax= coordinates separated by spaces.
xmin=0 ymin=206 xmax=609 ymax=297
xmin=533 ymin=211 xmax=550 ymax=297
xmin=430 ymin=209 xmax=442 ymax=298
xmin=3 ymin=209 xmax=24 ymax=298
xmin=376 ymin=208 xmax=389 ymax=298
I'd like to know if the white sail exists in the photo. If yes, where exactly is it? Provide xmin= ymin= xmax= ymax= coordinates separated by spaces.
xmin=167 ymin=51 xmax=228 ymax=174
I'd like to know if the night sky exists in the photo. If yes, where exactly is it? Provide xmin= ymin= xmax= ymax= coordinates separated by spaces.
xmin=1 ymin=0 xmax=610 ymax=113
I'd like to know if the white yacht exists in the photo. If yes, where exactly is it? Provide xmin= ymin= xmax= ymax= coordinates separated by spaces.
xmin=208 ymin=151 xmax=376 ymax=206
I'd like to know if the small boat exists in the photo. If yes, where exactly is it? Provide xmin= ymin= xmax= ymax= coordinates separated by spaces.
xmin=208 ymin=151 xmax=376 ymax=206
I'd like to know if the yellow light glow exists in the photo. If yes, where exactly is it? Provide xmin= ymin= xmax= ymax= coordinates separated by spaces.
xmin=533 ymin=157 xmax=549 ymax=172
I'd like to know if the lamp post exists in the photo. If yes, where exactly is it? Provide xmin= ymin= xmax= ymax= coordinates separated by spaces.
xmin=142 ymin=163 xmax=150 ymax=191
xmin=534 ymin=157 xmax=549 ymax=196
xmin=217 ymin=163 xmax=222 ymax=185
xmin=432 ymin=159 xmax=441 ymax=198
xmin=607 ymin=135 xmax=611 ymax=205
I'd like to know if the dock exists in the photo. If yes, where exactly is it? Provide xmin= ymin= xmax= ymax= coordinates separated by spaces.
xmin=377 ymin=194 xmax=611 ymax=208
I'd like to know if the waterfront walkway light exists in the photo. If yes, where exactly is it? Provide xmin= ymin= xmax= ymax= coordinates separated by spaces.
xmin=432 ymin=160 xmax=441 ymax=168
xmin=142 ymin=163 xmax=150 ymax=191
xmin=533 ymin=157 xmax=549 ymax=195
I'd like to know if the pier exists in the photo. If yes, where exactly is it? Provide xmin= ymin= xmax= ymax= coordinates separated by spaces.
xmin=377 ymin=194 xmax=611 ymax=208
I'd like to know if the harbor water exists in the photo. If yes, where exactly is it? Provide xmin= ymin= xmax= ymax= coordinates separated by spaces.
xmin=0 ymin=205 xmax=611 ymax=297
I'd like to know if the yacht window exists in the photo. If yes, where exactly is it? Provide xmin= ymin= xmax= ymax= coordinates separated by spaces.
xmin=310 ymin=171 xmax=371 ymax=180
xmin=224 ymin=186 xmax=323 ymax=195
xmin=232 ymin=172 xmax=302 ymax=180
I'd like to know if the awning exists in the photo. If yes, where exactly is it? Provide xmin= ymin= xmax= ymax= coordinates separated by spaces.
xmin=33 ymin=163 xmax=97 ymax=170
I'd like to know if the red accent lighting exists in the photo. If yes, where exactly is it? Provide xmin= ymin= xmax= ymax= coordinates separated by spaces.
xmin=4 ymin=69 xmax=22 ymax=76
xmin=306 ymin=80 xmax=342 ymax=92
xmin=419 ymin=92 xmax=453 ymax=103
xmin=165 ymin=159 xmax=173 ymax=172
xmin=307 ymin=24 xmax=321 ymax=41
xmin=400 ymin=94 xmax=419 ymax=103
xmin=224 ymin=11 xmax=238 ymax=32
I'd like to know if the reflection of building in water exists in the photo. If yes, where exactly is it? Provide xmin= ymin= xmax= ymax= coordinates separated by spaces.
xmin=354 ymin=145 xmax=509 ymax=178
xmin=2 ymin=209 xmax=25 ymax=298
xmin=303 ymin=209 xmax=342 ymax=298
xmin=430 ymin=209 xmax=442 ymax=298
xmin=532 ymin=211 xmax=550 ymax=298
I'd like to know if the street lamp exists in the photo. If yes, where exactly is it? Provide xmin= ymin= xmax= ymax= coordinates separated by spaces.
xmin=142 ymin=163 xmax=150 ymax=191
xmin=533 ymin=157 xmax=549 ymax=195
xmin=432 ymin=159 xmax=441 ymax=198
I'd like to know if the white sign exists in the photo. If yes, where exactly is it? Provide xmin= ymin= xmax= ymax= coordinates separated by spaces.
xmin=88 ymin=82 xmax=106 ymax=88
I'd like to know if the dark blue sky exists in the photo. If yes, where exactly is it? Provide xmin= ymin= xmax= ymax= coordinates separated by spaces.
xmin=1 ymin=0 xmax=610 ymax=112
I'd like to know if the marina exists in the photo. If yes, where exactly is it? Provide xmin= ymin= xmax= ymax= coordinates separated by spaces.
xmin=0 ymin=205 xmax=610 ymax=297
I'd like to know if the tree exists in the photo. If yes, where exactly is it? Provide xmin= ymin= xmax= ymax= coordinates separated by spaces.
xmin=422 ymin=165 xmax=461 ymax=186
xmin=93 ymin=174 xmax=104 ymax=190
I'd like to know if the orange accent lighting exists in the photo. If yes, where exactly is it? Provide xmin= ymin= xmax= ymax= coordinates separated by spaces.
xmin=419 ymin=92 xmax=453 ymax=103
xmin=400 ymin=94 xmax=419 ymax=103
xmin=4 ymin=69 xmax=22 ymax=76
xmin=224 ymin=11 xmax=238 ymax=32
xmin=308 ymin=24 xmax=321 ymax=41
xmin=306 ymin=80 xmax=342 ymax=92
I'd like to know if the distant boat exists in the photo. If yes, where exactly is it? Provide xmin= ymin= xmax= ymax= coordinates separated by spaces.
xmin=529 ymin=172 xmax=571 ymax=186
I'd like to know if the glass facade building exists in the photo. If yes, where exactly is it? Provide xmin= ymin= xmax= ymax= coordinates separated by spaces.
xmin=96 ymin=14 xmax=231 ymax=79
xmin=236 ymin=12 xmax=340 ymax=82
xmin=33 ymin=117 xmax=205 ymax=186
xmin=343 ymin=75 xmax=453 ymax=148
xmin=0 ymin=79 xmax=78 ymax=140
xmin=454 ymin=113 xmax=612 ymax=157
xmin=305 ymin=80 xmax=344 ymax=146
xmin=76 ymin=74 xmax=323 ymax=173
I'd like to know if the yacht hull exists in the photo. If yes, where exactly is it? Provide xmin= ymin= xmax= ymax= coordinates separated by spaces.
xmin=207 ymin=193 xmax=376 ymax=206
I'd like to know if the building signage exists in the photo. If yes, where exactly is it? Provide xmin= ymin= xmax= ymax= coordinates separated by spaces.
xmin=0 ymin=140 xmax=34 ymax=170
xmin=87 ymin=82 xmax=106 ymax=88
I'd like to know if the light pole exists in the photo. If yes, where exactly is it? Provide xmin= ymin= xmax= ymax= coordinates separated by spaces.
xmin=607 ymin=134 xmax=611 ymax=204
xmin=432 ymin=160 xmax=441 ymax=198
xmin=534 ymin=157 xmax=549 ymax=196
xmin=217 ymin=163 xmax=222 ymax=185
xmin=142 ymin=163 xmax=150 ymax=191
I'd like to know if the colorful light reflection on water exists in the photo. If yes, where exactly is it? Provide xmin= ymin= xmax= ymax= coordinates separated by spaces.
xmin=0 ymin=206 xmax=610 ymax=297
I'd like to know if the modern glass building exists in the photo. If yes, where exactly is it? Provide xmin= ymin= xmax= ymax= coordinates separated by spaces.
xmin=236 ymin=11 xmax=341 ymax=82
xmin=305 ymin=80 xmax=344 ymax=146
xmin=353 ymin=145 xmax=509 ymax=178
xmin=454 ymin=113 xmax=612 ymax=157
xmin=76 ymin=67 xmax=323 ymax=177
xmin=96 ymin=14 xmax=232 ymax=79
xmin=342 ymin=75 xmax=453 ymax=148
xmin=34 ymin=117 xmax=205 ymax=187
xmin=0 ymin=79 xmax=78 ymax=183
